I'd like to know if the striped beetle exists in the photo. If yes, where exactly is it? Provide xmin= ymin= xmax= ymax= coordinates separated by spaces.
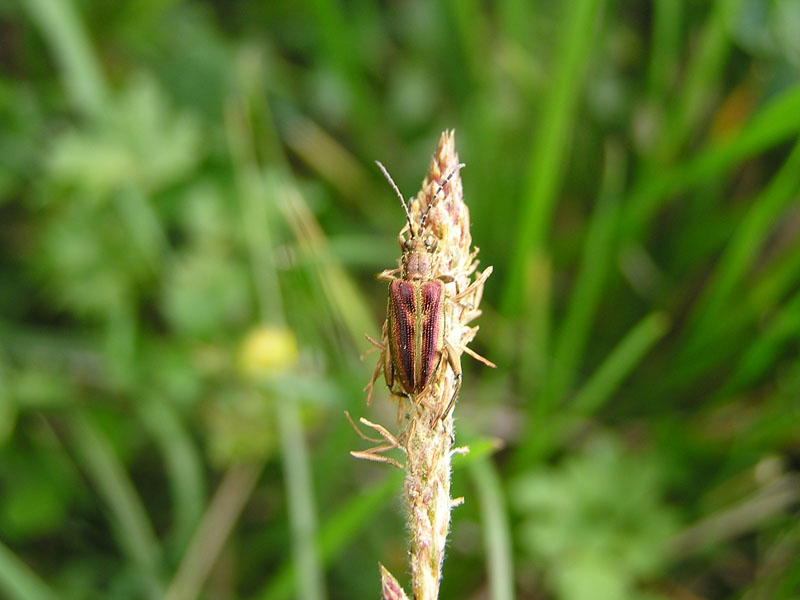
xmin=364 ymin=161 xmax=481 ymax=419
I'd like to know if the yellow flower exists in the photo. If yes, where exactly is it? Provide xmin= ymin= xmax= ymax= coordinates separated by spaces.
xmin=239 ymin=325 xmax=298 ymax=377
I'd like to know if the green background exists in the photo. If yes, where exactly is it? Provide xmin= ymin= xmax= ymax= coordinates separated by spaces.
xmin=2 ymin=0 xmax=800 ymax=598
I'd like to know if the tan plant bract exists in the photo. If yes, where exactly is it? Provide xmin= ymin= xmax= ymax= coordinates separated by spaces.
xmin=354 ymin=131 xmax=492 ymax=600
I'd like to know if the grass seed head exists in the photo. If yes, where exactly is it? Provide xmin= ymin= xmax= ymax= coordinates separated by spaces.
xmin=385 ymin=130 xmax=492 ymax=600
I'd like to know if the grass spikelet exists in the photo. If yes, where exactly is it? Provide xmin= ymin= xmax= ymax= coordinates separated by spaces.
xmin=354 ymin=130 xmax=493 ymax=599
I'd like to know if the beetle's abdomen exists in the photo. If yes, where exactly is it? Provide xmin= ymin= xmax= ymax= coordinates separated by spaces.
xmin=388 ymin=279 xmax=444 ymax=395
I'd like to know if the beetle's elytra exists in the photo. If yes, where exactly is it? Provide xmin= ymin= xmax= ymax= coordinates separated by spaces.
xmin=387 ymin=278 xmax=444 ymax=395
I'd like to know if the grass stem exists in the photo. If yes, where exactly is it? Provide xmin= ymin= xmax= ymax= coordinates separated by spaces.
xmin=164 ymin=463 xmax=262 ymax=600
xmin=69 ymin=412 xmax=164 ymax=599
xmin=469 ymin=458 xmax=514 ymax=600
xmin=0 ymin=540 xmax=58 ymax=600
xmin=276 ymin=401 xmax=327 ymax=600
xmin=20 ymin=0 xmax=107 ymax=117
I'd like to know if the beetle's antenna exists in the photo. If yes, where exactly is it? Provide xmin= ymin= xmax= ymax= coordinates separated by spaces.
xmin=376 ymin=161 xmax=415 ymax=234
xmin=421 ymin=162 xmax=465 ymax=229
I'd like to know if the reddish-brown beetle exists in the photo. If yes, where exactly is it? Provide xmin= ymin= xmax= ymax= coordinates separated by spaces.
xmin=364 ymin=161 xmax=469 ymax=418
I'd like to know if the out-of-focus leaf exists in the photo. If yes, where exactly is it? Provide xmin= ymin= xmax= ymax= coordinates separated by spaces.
xmin=47 ymin=75 xmax=202 ymax=197
xmin=512 ymin=435 xmax=677 ymax=600
xmin=161 ymin=247 xmax=251 ymax=338
xmin=733 ymin=0 xmax=800 ymax=67
xmin=0 ymin=367 xmax=16 ymax=444
xmin=202 ymin=389 xmax=277 ymax=467
xmin=36 ymin=200 xmax=151 ymax=317
xmin=0 ymin=444 xmax=77 ymax=540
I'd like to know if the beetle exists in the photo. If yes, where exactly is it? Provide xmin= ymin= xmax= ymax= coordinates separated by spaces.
xmin=364 ymin=161 xmax=472 ymax=420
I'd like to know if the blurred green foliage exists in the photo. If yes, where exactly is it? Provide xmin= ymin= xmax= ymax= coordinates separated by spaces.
xmin=2 ymin=0 xmax=800 ymax=599
xmin=513 ymin=436 xmax=676 ymax=600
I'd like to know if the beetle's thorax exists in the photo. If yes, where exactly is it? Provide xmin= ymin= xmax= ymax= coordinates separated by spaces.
xmin=402 ymin=235 xmax=435 ymax=280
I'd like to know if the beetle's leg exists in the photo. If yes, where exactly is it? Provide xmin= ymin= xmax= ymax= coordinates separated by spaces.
xmin=364 ymin=333 xmax=384 ymax=349
xmin=384 ymin=330 xmax=415 ymax=425
xmin=397 ymin=224 xmax=410 ymax=250
xmin=413 ymin=392 xmax=439 ymax=413
xmin=377 ymin=268 xmax=401 ymax=282
xmin=388 ymin=385 xmax=412 ymax=426
xmin=364 ymin=323 xmax=389 ymax=405
xmin=360 ymin=333 xmax=384 ymax=360
xmin=392 ymin=393 xmax=406 ymax=427
xmin=363 ymin=356 xmax=383 ymax=406
xmin=382 ymin=322 xmax=394 ymax=391
xmin=402 ymin=418 xmax=416 ymax=453
xmin=438 ymin=340 xmax=463 ymax=421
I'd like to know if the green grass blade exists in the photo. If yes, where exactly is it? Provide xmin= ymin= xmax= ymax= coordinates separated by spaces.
xmin=723 ymin=289 xmax=800 ymax=394
xmin=666 ymin=247 xmax=800 ymax=397
xmin=257 ymin=471 xmax=402 ymax=600
xmin=19 ymin=0 xmax=107 ymax=117
xmin=571 ymin=312 xmax=670 ymax=415
xmin=301 ymin=0 xmax=378 ymax=145
xmin=231 ymin=52 xmax=328 ymax=600
xmin=0 ymin=540 xmax=58 ymax=600
xmin=230 ymin=52 xmax=374 ymax=346
xmin=687 ymin=139 xmax=800 ymax=345
xmin=503 ymin=0 xmax=605 ymax=315
xmin=137 ymin=400 xmax=205 ymax=551
xmin=654 ymin=0 xmax=742 ymax=162
xmin=275 ymin=401 xmax=326 ymax=600
xmin=445 ymin=0 xmax=488 ymax=87
xmin=69 ymin=412 xmax=164 ymax=599
xmin=498 ymin=0 xmax=533 ymax=49
xmin=277 ymin=179 xmax=376 ymax=345
xmin=469 ymin=458 xmax=514 ymax=600
xmin=622 ymin=84 xmax=800 ymax=235
xmin=546 ymin=141 xmax=625 ymax=406
xmin=647 ymin=0 xmax=682 ymax=100
xmin=226 ymin=98 xmax=286 ymax=327
xmin=750 ymin=242 xmax=800 ymax=314
xmin=517 ymin=252 xmax=552 ymax=403
xmin=675 ymin=230 xmax=800 ymax=376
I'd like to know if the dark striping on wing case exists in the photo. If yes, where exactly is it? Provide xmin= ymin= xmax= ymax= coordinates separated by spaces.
xmin=419 ymin=281 xmax=443 ymax=389
xmin=389 ymin=280 xmax=417 ymax=391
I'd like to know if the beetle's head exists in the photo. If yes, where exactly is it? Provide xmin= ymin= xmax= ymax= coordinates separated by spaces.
xmin=375 ymin=159 xmax=464 ymax=280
